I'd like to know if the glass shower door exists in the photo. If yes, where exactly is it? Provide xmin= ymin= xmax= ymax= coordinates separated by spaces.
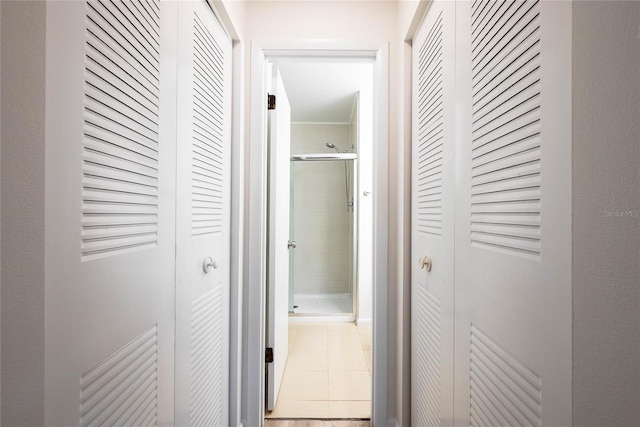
xmin=289 ymin=155 xmax=357 ymax=318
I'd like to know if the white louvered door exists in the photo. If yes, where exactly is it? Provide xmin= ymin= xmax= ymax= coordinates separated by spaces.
xmin=411 ymin=1 xmax=456 ymax=425
xmin=45 ymin=0 xmax=177 ymax=425
xmin=174 ymin=1 xmax=232 ymax=426
xmin=454 ymin=0 xmax=572 ymax=425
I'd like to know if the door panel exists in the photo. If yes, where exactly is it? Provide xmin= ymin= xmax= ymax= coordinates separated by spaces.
xmin=411 ymin=1 xmax=456 ymax=425
xmin=44 ymin=1 xmax=177 ymax=424
xmin=175 ymin=1 xmax=232 ymax=425
xmin=266 ymin=66 xmax=292 ymax=411
xmin=454 ymin=1 xmax=572 ymax=425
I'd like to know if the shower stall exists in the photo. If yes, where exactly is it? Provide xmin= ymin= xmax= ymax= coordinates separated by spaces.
xmin=288 ymin=124 xmax=358 ymax=321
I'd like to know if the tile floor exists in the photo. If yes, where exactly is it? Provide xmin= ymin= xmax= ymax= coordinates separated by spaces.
xmin=265 ymin=322 xmax=372 ymax=419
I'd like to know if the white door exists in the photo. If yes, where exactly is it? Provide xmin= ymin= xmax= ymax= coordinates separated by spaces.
xmin=266 ymin=65 xmax=292 ymax=411
xmin=411 ymin=1 xmax=456 ymax=425
xmin=174 ymin=1 xmax=232 ymax=425
xmin=45 ymin=0 xmax=177 ymax=425
xmin=454 ymin=1 xmax=572 ymax=425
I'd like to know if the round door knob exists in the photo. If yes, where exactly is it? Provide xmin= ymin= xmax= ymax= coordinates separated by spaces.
xmin=203 ymin=257 xmax=218 ymax=273
xmin=287 ymin=240 xmax=297 ymax=249
xmin=419 ymin=256 xmax=432 ymax=272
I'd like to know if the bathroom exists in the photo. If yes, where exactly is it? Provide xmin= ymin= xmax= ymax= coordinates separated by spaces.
xmin=265 ymin=60 xmax=374 ymax=418
xmin=281 ymin=60 xmax=373 ymax=324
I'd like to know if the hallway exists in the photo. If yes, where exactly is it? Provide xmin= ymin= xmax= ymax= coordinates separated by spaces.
xmin=1 ymin=0 xmax=639 ymax=426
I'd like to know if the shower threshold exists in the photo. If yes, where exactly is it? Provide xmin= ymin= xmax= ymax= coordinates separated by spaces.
xmin=290 ymin=293 xmax=354 ymax=323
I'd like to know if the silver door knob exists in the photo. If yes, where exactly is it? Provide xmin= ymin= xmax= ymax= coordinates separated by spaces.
xmin=287 ymin=240 xmax=297 ymax=249
xmin=419 ymin=256 xmax=432 ymax=272
xmin=203 ymin=256 xmax=218 ymax=273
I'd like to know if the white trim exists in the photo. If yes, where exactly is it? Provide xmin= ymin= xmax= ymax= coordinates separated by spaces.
xmin=349 ymin=93 xmax=359 ymax=125
xmin=207 ymin=0 xmax=241 ymax=41
xmin=356 ymin=318 xmax=372 ymax=327
xmin=404 ymin=0 xmax=434 ymax=43
xmin=262 ymin=40 xmax=381 ymax=58
xmin=228 ymin=39 xmax=245 ymax=427
xmin=372 ymin=42 xmax=389 ymax=427
xmin=245 ymin=40 xmax=389 ymax=427
xmin=398 ymin=37 xmax=413 ymax=427
xmin=246 ymin=41 xmax=269 ymax=427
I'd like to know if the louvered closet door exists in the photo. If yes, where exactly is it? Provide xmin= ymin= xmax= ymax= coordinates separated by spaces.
xmin=44 ymin=1 xmax=177 ymax=425
xmin=453 ymin=1 xmax=572 ymax=425
xmin=411 ymin=1 xmax=456 ymax=425
xmin=174 ymin=2 xmax=232 ymax=426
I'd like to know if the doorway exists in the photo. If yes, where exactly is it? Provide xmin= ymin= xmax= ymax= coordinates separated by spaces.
xmin=266 ymin=59 xmax=374 ymax=418
xmin=283 ymin=61 xmax=373 ymax=324
xmin=244 ymin=41 xmax=389 ymax=427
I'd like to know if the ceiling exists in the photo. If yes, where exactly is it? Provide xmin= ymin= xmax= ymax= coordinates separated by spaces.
xmin=277 ymin=61 xmax=368 ymax=123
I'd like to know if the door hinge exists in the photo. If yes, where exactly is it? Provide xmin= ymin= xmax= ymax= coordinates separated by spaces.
xmin=265 ymin=347 xmax=274 ymax=364
xmin=267 ymin=94 xmax=276 ymax=110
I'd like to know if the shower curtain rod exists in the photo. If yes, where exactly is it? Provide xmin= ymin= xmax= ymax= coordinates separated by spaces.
xmin=290 ymin=153 xmax=357 ymax=161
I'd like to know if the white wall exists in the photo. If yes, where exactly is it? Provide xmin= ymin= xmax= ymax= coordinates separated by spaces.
xmin=1 ymin=2 xmax=47 ymax=425
xmin=572 ymin=2 xmax=640 ymax=425
xmin=356 ymin=67 xmax=375 ymax=326
xmin=290 ymin=123 xmax=352 ymax=296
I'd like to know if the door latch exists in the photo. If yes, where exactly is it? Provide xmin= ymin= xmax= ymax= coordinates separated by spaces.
xmin=265 ymin=347 xmax=274 ymax=364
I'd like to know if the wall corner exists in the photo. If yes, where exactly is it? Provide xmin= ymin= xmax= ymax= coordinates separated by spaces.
xmin=1 ymin=1 xmax=47 ymax=425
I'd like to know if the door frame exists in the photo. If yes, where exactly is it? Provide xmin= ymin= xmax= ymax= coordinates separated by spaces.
xmin=202 ymin=3 xmax=244 ymax=427
xmin=245 ymin=40 xmax=389 ymax=427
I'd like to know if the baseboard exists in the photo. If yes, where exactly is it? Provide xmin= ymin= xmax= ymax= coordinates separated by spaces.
xmin=356 ymin=317 xmax=372 ymax=327
xmin=387 ymin=418 xmax=400 ymax=427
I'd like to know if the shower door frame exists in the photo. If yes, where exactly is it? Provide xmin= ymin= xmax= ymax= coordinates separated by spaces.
xmin=245 ymin=40 xmax=389 ymax=427
xmin=289 ymin=154 xmax=359 ymax=320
